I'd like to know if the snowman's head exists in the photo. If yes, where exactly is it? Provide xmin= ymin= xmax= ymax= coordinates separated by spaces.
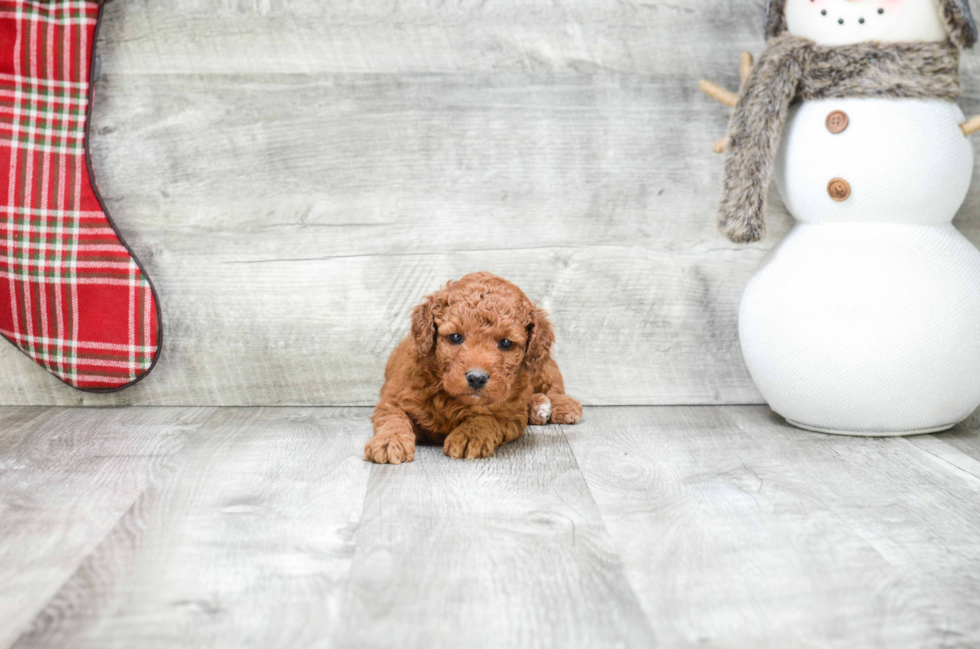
xmin=766 ymin=0 xmax=978 ymax=47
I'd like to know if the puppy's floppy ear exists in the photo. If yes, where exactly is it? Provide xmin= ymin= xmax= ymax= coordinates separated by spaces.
xmin=410 ymin=290 xmax=445 ymax=357
xmin=523 ymin=303 xmax=555 ymax=374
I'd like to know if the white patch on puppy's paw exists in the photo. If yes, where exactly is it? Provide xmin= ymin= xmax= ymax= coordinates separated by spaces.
xmin=535 ymin=399 xmax=552 ymax=423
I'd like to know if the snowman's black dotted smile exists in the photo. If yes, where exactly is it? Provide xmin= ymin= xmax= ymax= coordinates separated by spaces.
xmin=816 ymin=5 xmax=884 ymax=26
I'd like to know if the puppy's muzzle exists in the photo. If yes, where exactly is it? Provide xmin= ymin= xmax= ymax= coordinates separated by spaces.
xmin=466 ymin=370 xmax=489 ymax=390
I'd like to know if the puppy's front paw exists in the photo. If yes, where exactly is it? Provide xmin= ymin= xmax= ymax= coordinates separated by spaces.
xmin=443 ymin=431 xmax=498 ymax=460
xmin=550 ymin=395 xmax=582 ymax=425
xmin=529 ymin=394 xmax=552 ymax=426
xmin=364 ymin=434 xmax=415 ymax=464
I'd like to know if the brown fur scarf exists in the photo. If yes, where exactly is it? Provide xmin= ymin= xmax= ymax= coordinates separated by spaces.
xmin=719 ymin=35 xmax=962 ymax=243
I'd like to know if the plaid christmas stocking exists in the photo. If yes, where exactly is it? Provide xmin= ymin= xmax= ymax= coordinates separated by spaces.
xmin=0 ymin=0 xmax=161 ymax=391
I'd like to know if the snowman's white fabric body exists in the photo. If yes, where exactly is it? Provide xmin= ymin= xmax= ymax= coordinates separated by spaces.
xmin=739 ymin=0 xmax=980 ymax=434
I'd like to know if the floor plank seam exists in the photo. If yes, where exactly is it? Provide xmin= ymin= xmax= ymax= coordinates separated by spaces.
xmin=329 ymin=456 xmax=376 ymax=646
xmin=555 ymin=423 xmax=660 ymax=642
xmin=907 ymin=436 xmax=980 ymax=486
xmin=7 ymin=409 xmax=218 ymax=648
xmin=10 ymin=489 xmax=147 ymax=646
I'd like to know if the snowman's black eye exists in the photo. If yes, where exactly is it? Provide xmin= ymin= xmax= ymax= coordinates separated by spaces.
xmin=821 ymin=9 xmax=827 ymax=15
xmin=859 ymin=17 xmax=865 ymax=24
xmin=878 ymin=8 xmax=885 ymax=13
xmin=838 ymin=18 xmax=844 ymax=24
xmin=449 ymin=333 xmax=463 ymax=344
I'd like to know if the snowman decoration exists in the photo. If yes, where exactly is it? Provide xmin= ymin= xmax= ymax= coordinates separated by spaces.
xmin=701 ymin=0 xmax=980 ymax=435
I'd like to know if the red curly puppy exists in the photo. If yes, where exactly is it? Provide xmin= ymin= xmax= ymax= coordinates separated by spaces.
xmin=364 ymin=272 xmax=582 ymax=464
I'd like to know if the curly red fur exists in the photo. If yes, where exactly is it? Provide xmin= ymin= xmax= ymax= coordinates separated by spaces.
xmin=364 ymin=272 xmax=583 ymax=464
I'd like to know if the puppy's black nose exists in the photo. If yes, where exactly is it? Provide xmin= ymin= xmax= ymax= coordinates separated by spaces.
xmin=466 ymin=370 xmax=489 ymax=390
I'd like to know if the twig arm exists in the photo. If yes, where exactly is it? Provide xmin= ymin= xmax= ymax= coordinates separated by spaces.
xmin=703 ymin=52 xmax=752 ymax=154
xmin=699 ymin=79 xmax=738 ymax=108
xmin=962 ymin=115 xmax=980 ymax=136
xmin=740 ymin=52 xmax=754 ymax=82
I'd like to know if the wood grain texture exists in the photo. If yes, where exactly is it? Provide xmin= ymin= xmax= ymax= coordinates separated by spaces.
xmin=337 ymin=423 xmax=655 ymax=649
xmin=932 ymin=409 xmax=980 ymax=461
xmin=1 ymin=0 xmax=980 ymax=406
xmin=0 ymin=407 xmax=214 ymax=649
xmin=564 ymin=406 xmax=980 ymax=648
xmin=10 ymin=408 xmax=372 ymax=649
xmin=95 ymin=1 xmax=763 ymax=76
xmin=4 ymin=405 xmax=980 ymax=647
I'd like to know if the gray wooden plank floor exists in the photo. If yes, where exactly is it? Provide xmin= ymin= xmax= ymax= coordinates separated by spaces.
xmin=3 ymin=406 xmax=980 ymax=648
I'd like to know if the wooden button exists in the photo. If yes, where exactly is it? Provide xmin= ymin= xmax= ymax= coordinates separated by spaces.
xmin=826 ymin=110 xmax=849 ymax=134
xmin=828 ymin=178 xmax=851 ymax=202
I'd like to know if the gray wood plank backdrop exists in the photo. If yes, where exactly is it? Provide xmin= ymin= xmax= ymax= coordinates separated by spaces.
xmin=3 ymin=0 xmax=980 ymax=406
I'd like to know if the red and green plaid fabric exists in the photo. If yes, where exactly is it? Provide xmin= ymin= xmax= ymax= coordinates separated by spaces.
xmin=0 ymin=0 xmax=160 ymax=391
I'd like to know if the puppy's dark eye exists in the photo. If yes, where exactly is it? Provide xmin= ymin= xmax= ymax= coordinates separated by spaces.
xmin=449 ymin=333 xmax=464 ymax=345
xmin=499 ymin=339 xmax=514 ymax=350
